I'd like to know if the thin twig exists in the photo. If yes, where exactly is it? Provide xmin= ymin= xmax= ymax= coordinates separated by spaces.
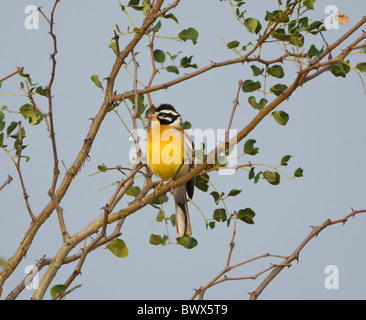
xmin=0 ymin=67 xmax=24 ymax=82
xmin=0 ymin=175 xmax=13 ymax=192
xmin=225 ymin=80 xmax=243 ymax=146
xmin=15 ymin=121 xmax=35 ymax=221
xmin=39 ymin=1 xmax=65 ymax=241
xmin=131 ymin=49 xmax=142 ymax=159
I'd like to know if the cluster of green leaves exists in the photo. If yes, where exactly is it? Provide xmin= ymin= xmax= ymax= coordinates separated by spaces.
xmin=110 ymin=0 xmax=199 ymax=77
xmin=19 ymin=69 xmax=49 ymax=100
xmin=224 ymin=1 xmax=366 ymax=128
xmin=149 ymin=18 xmax=199 ymax=75
xmin=157 ymin=51 xmax=198 ymax=75
xmin=193 ymin=169 xmax=257 ymax=229
xmin=243 ymin=139 xmax=303 ymax=185
xmin=243 ymin=63 xmax=289 ymax=126
xmin=209 ymin=192 xmax=256 ymax=228
xmin=0 ymin=70 xmax=47 ymax=162
xmin=0 ymin=114 xmax=29 ymax=161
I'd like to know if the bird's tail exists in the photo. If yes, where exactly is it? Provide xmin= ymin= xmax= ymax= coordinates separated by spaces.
xmin=173 ymin=184 xmax=192 ymax=237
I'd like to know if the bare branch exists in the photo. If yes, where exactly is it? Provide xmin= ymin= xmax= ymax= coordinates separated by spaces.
xmin=225 ymin=81 xmax=243 ymax=146
xmin=0 ymin=175 xmax=13 ymax=192
xmin=249 ymin=209 xmax=366 ymax=300
xmin=0 ymin=67 xmax=24 ymax=82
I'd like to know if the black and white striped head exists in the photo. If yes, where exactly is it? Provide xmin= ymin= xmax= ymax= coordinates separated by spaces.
xmin=147 ymin=104 xmax=182 ymax=128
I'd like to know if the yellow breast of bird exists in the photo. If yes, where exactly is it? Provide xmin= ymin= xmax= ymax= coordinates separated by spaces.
xmin=147 ymin=124 xmax=186 ymax=180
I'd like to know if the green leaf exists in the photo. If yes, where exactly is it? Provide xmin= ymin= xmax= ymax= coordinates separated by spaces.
xmin=126 ymin=185 xmax=141 ymax=197
xmin=50 ymin=284 xmax=67 ymax=299
xmin=289 ymin=34 xmax=304 ymax=47
xmin=208 ymin=221 xmax=216 ymax=229
xmin=237 ymin=208 xmax=255 ymax=224
xmin=242 ymin=80 xmax=261 ymax=92
xmin=244 ymin=18 xmax=260 ymax=34
xmin=19 ymin=104 xmax=44 ymax=125
xmin=331 ymin=62 xmax=351 ymax=78
xmin=149 ymin=234 xmax=168 ymax=246
xmin=91 ymin=74 xmax=104 ymax=90
xmin=227 ymin=40 xmax=240 ymax=49
xmin=178 ymin=28 xmax=199 ymax=45
xmin=166 ymin=66 xmax=179 ymax=74
xmin=248 ymin=167 xmax=255 ymax=180
xmin=130 ymin=94 xmax=148 ymax=117
xmin=270 ymin=84 xmax=288 ymax=96
xmin=153 ymin=49 xmax=166 ymax=63
xmin=303 ymin=0 xmax=315 ymax=10
xmin=294 ymin=167 xmax=303 ymax=177
xmin=170 ymin=214 xmax=176 ymax=227
xmin=151 ymin=20 xmax=162 ymax=31
xmin=133 ymin=27 xmax=141 ymax=33
xmin=213 ymin=208 xmax=227 ymax=222
xmin=177 ymin=236 xmax=198 ymax=249
xmin=263 ymin=170 xmax=280 ymax=185
xmin=272 ymin=110 xmax=289 ymax=126
xmin=156 ymin=210 xmax=165 ymax=222
xmin=0 ymin=110 xmax=5 ymax=132
xmin=106 ymin=239 xmax=129 ymax=258
xmin=248 ymin=96 xmax=267 ymax=110
xmin=109 ymin=42 xmax=118 ymax=56
xmin=307 ymin=21 xmax=326 ymax=34
xmin=163 ymin=13 xmax=178 ymax=24
xmin=0 ymin=132 xmax=4 ymax=147
xmin=307 ymin=44 xmax=322 ymax=58
xmin=10 ymin=127 xmax=25 ymax=139
xmin=97 ymin=164 xmax=107 ymax=172
xmin=195 ymin=173 xmax=209 ymax=192
xmin=228 ymin=189 xmax=242 ymax=197
xmin=250 ymin=65 xmax=263 ymax=76
xmin=271 ymin=28 xmax=291 ymax=41
xmin=267 ymin=65 xmax=285 ymax=78
xmin=35 ymin=86 xmax=48 ymax=97
xmin=254 ymin=172 xmax=260 ymax=184
xmin=151 ymin=193 xmax=169 ymax=205
xmin=142 ymin=0 xmax=150 ymax=15
xmin=243 ymin=139 xmax=259 ymax=155
xmin=356 ymin=62 xmax=366 ymax=73
xmin=182 ymin=121 xmax=191 ymax=129
xmin=280 ymin=155 xmax=292 ymax=166
xmin=248 ymin=96 xmax=260 ymax=110
xmin=210 ymin=191 xmax=221 ymax=204
xmin=180 ymin=56 xmax=197 ymax=69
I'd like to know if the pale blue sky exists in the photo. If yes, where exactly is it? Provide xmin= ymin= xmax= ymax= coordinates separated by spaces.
xmin=1 ymin=0 xmax=366 ymax=300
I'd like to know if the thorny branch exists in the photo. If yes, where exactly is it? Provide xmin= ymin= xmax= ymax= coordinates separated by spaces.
xmin=191 ymin=209 xmax=366 ymax=300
